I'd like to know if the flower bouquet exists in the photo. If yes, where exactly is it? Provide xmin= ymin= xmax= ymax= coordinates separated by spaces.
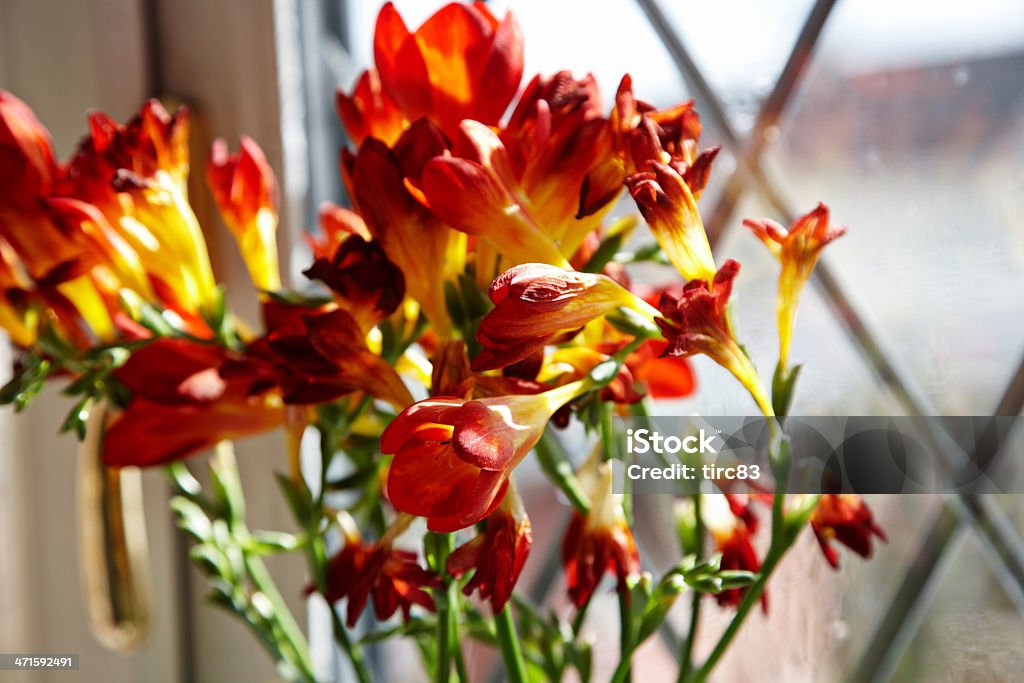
xmin=0 ymin=2 xmax=885 ymax=681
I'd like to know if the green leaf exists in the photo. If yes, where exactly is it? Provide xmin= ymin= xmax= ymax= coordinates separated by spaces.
xmin=59 ymin=396 xmax=91 ymax=441
xmin=189 ymin=543 xmax=229 ymax=577
xmin=248 ymin=530 xmax=304 ymax=554
xmin=118 ymin=289 xmax=179 ymax=337
xmin=582 ymin=232 xmax=627 ymax=273
xmin=170 ymin=496 xmax=213 ymax=541
xmin=0 ymin=354 xmax=51 ymax=411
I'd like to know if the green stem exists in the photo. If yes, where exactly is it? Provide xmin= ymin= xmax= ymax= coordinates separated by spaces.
xmin=617 ymin=587 xmax=633 ymax=683
xmin=685 ymin=429 xmax=797 ymax=683
xmin=329 ymin=604 xmax=373 ymax=683
xmin=571 ymin=598 xmax=592 ymax=635
xmin=536 ymin=430 xmax=591 ymax=514
xmin=677 ymin=493 xmax=704 ymax=683
xmin=208 ymin=447 xmax=315 ymax=682
xmin=242 ymin=552 xmax=316 ymax=682
xmin=434 ymin=533 xmax=456 ymax=683
xmin=684 ymin=552 xmax=780 ymax=683
xmin=495 ymin=605 xmax=529 ymax=683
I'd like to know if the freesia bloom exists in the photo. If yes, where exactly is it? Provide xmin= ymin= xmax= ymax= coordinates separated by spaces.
xmin=302 ymin=235 xmax=405 ymax=332
xmin=420 ymin=121 xmax=570 ymax=267
xmin=0 ymin=90 xmax=83 ymax=279
xmin=562 ymin=454 xmax=641 ymax=607
xmin=309 ymin=203 xmax=372 ymax=259
xmin=744 ymin=203 xmax=845 ymax=368
xmin=0 ymin=239 xmax=35 ymax=346
xmin=447 ymin=479 xmax=532 ymax=612
xmin=655 ymin=260 xmax=773 ymax=416
xmin=233 ymin=306 xmax=413 ymax=409
xmin=322 ymin=515 xmax=439 ymax=627
xmin=102 ymin=338 xmax=283 ymax=467
xmin=372 ymin=1 xmax=523 ymax=138
xmin=0 ymin=91 xmax=117 ymax=345
xmin=474 ymin=263 xmax=659 ymax=371
xmin=701 ymin=494 xmax=764 ymax=610
xmin=499 ymin=71 xmax=610 ymax=257
xmin=336 ymin=69 xmax=406 ymax=146
xmin=811 ymin=494 xmax=886 ymax=568
xmin=382 ymin=379 xmax=590 ymax=532
xmin=207 ymin=136 xmax=281 ymax=291
xmin=623 ymin=339 xmax=696 ymax=399
xmin=59 ymin=100 xmax=217 ymax=323
xmin=348 ymin=126 xmax=453 ymax=334
xmin=580 ymin=75 xmax=715 ymax=218
xmin=626 ymin=161 xmax=717 ymax=285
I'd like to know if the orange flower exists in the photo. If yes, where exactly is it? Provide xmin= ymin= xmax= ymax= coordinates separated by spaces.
xmin=500 ymin=71 xmax=610 ymax=256
xmin=447 ymin=479 xmax=532 ymax=612
xmin=382 ymin=380 xmax=589 ymax=532
xmin=302 ymin=235 xmax=405 ymax=332
xmin=0 ymin=90 xmax=82 ymax=280
xmin=233 ymin=306 xmax=413 ymax=409
xmin=372 ymin=2 xmax=523 ymax=138
xmin=59 ymin=100 xmax=217 ymax=321
xmin=307 ymin=202 xmax=372 ymax=259
xmin=420 ymin=121 xmax=569 ymax=267
xmin=540 ymin=346 xmax=643 ymax=406
xmin=348 ymin=125 xmax=453 ymax=334
xmin=562 ymin=455 xmax=640 ymax=607
xmin=0 ymin=239 xmax=35 ymax=346
xmin=336 ymin=69 xmax=406 ymax=146
xmin=744 ymin=204 xmax=846 ymax=368
xmin=580 ymin=75 xmax=715 ymax=218
xmin=810 ymin=494 xmax=886 ymax=568
xmin=625 ymin=161 xmax=716 ymax=285
xmin=474 ymin=263 xmax=657 ymax=371
xmin=656 ymin=260 xmax=773 ymax=416
xmin=207 ymin=136 xmax=281 ymax=291
xmin=321 ymin=517 xmax=439 ymax=627
xmin=102 ymin=338 xmax=283 ymax=467
xmin=700 ymin=494 xmax=765 ymax=610
xmin=624 ymin=339 xmax=696 ymax=399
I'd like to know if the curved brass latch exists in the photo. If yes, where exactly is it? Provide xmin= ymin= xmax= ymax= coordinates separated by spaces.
xmin=77 ymin=401 xmax=152 ymax=651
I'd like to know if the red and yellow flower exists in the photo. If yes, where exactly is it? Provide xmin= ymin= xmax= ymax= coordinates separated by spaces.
xmin=744 ymin=203 xmax=846 ymax=368
xmin=447 ymin=479 xmax=532 ymax=613
xmin=473 ymin=263 xmax=658 ymax=371
xmin=655 ymin=260 xmax=773 ymax=416
xmin=347 ymin=124 xmax=454 ymax=335
xmin=810 ymin=494 xmax=886 ymax=568
xmin=233 ymin=306 xmax=413 ymax=410
xmin=382 ymin=379 xmax=590 ymax=532
xmin=371 ymin=1 xmax=523 ymax=138
xmin=420 ymin=121 xmax=569 ymax=267
xmin=336 ymin=69 xmax=406 ymax=147
xmin=302 ymin=235 xmax=405 ymax=333
xmin=207 ymin=136 xmax=281 ymax=291
xmin=562 ymin=454 xmax=641 ymax=607
xmin=321 ymin=514 xmax=439 ymax=627
xmin=626 ymin=161 xmax=717 ymax=285
xmin=700 ymin=494 xmax=765 ymax=610
xmin=102 ymin=338 xmax=283 ymax=467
